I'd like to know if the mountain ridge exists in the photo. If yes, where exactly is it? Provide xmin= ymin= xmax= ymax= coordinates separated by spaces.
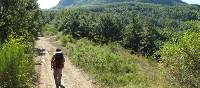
xmin=55 ymin=0 xmax=187 ymax=8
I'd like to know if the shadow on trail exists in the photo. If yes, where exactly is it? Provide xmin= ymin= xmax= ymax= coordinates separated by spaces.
xmin=34 ymin=48 xmax=46 ymax=66
xmin=35 ymin=48 xmax=46 ymax=56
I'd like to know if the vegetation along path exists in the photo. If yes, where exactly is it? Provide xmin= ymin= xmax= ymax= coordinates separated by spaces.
xmin=35 ymin=37 xmax=94 ymax=88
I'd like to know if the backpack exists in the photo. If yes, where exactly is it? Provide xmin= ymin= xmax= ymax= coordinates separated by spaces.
xmin=52 ymin=53 xmax=64 ymax=69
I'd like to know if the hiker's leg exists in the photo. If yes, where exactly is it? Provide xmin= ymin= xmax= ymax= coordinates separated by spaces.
xmin=53 ymin=69 xmax=59 ymax=87
xmin=58 ymin=69 xmax=63 ymax=86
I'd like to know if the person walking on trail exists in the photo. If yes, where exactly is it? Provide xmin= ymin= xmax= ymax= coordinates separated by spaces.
xmin=51 ymin=49 xmax=65 ymax=88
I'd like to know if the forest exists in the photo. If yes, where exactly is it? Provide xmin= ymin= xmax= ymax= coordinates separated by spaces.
xmin=0 ymin=0 xmax=200 ymax=88
xmin=0 ymin=0 xmax=42 ymax=87
xmin=44 ymin=2 xmax=200 ymax=88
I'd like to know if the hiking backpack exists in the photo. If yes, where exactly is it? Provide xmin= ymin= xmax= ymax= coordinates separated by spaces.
xmin=52 ymin=53 xmax=64 ymax=69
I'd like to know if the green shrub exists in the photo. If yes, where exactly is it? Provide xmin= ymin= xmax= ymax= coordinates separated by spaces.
xmin=66 ymin=38 xmax=161 ymax=87
xmin=43 ymin=24 xmax=58 ymax=36
xmin=158 ymin=32 xmax=200 ymax=88
xmin=61 ymin=35 xmax=74 ymax=46
xmin=0 ymin=38 xmax=34 ymax=88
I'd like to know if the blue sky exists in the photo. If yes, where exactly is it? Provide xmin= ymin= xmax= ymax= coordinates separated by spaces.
xmin=37 ymin=0 xmax=200 ymax=9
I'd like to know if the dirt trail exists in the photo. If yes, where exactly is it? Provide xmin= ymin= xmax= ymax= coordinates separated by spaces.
xmin=35 ymin=37 xmax=94 ymax=88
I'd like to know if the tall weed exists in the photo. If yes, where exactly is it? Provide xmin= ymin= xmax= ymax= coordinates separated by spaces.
xmin=66 ymin=38 xmax=161 ymax=87
xmin=0 ymin=38 xmax=34 ymax=88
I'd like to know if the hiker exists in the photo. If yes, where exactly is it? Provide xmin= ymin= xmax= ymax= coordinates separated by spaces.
xmin=51 ymin=48 xmax=65 ymax=88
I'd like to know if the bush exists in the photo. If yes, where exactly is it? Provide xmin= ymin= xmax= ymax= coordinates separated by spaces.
xmin=66 ymin=38 xmax=161 ymax=87
xmin=0 ymin=37 xmax=34 ymax=88
xmin=61 ymin=35 xmax=74 ymax=46
xmin=158 ymin=32 xmax=200 ymax=87
xmin=67 ymin=39 xmax=137 ymax=87
xmin=43 ymin=24 xmax=58 ymax=36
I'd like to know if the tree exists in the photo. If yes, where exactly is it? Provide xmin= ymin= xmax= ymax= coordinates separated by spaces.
xmin=0 ymin=0 xmax=41 ymax=42
xmin=95 ymin=14 xmax=124 ymax=43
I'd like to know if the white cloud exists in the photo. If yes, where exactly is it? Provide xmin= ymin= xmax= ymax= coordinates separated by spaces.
xmin=182 ymin=0 xmax=200 ymax=5
xmin=37 ymin=0 xmax=60 ymax=9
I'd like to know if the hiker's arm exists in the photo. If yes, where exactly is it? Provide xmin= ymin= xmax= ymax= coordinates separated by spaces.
xmin=63 ymin=57 xmax=65 ymax=62
xmin=51 ymin=55 xmax=55 ymax=70
xmin=62 ymin=53 xmax=65 ymax=63
xmin=62 ymin=55 xmax=65 ymax=65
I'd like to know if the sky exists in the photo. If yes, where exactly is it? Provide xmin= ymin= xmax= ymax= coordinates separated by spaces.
xmin=182 ymin=0 xmax=200 ymax=5
xmin=37 ymin=0 xmax=200 ymax=9
xmin=37 ymin=0 xmax=60 ymax=9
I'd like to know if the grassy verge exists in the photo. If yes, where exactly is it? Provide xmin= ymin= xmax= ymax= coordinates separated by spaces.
xmin=0 ymin=38 xmax=34 ymax=88
xmin=60 ymin=36 xmax=163 ymax=88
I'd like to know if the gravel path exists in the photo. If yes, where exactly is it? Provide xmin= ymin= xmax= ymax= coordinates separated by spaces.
xmin=35 ymin=37 xmax=94 ymax=88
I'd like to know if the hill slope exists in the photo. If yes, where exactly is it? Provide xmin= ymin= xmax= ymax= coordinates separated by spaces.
xmin=56 ymin=0 xmax=186 ymax=8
